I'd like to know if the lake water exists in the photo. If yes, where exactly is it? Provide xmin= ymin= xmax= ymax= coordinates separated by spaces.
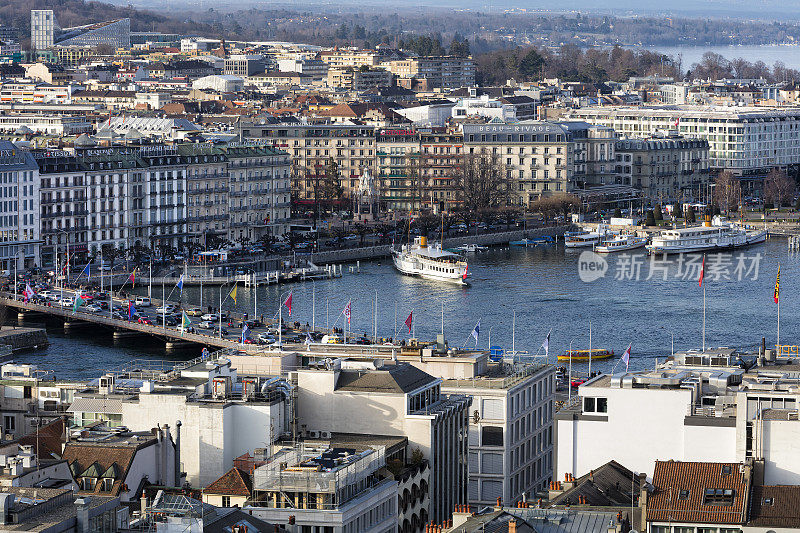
xmin=638 ymin=44 xmax=800 ymax=70
xmin=15 ymin=237 xmax=799 ymax=380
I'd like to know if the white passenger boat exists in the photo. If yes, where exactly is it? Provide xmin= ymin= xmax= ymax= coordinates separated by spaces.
xmin=646 ymin=217 xmax=768 ymax=255
xmin=595 ymin=234 xmax=648 ymax=253
xmin=456 ymin=244 xmax=488 ymax=253
xmin=393 ymin=236 xmax=469 ymax=284
xmin=564 ymin=225 xmax=610 ymax=249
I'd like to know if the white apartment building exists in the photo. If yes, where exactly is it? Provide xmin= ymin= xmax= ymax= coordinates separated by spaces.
xmin=0 ymin=114 xmax=92 ymax=136
xmin=453 ymin=95 xmax=517 ymax=122
xmin=69 ymin=357 xmax=289 ymax=488
xmin=442 ymin=363 xmax=555 ymax=507
xmin=138 ymin=145 xmax=188 ymax=251
xmin=0 ymin=82 xmax=74 ymax=105
xmin=0 ymin=141 xmax=40 ymax=271
xmin=573 ymin=105 xmax=800 ymax=179
xmin=556 ymin=349 xmax=800 ymax=485
xmin=295 ymin=360 xmax=472 ymax=524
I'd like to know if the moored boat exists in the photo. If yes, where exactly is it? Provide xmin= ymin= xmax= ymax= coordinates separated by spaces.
xmin=557 ymin=348 xmax=613 ymax=362
xmin=392 ymin=236 xmax=469 ymax=284
xmin=646 ymin=216 xmax=767 ymax=255
xmin=595 ymin=234 xmax=648 ymax=253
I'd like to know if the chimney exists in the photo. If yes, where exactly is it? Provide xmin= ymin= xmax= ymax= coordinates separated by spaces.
xmin=452 ymin=505 xmax=472 ymax=529
xmin=495 ymin=497 xmax=502 ymax=510
xmin=638 ymin=472 xmax=648 ymax=528
xmin=75 ymin=497 xmax=91 ymax=533
xmin=174 ymin=421 xmax=182 ymax=486
xmin=508 ymin=519 xmax=517 ymax=533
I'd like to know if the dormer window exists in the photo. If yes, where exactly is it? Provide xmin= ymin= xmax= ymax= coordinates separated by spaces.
xmin=81 ymin=477 xmax=97 ymax=491
xmin=678 ymin=490 xmax=690 ymax=499
xmin=721 ymin=465 xmax=732 ymax=475
xmin=703 ymin=488 xmax=735 ymax=506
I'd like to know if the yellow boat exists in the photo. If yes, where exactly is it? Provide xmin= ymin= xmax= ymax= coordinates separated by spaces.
xmin=557 ymin=348 xmax=613 ymax=362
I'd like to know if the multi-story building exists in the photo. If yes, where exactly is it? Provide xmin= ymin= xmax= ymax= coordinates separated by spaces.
xmin=222 ymin=142 xmax=292 ymax=241
xmin=295 ymin=361 xmax=472 ymax=524
xmin=462 ymin=122 xmax=575 ymax=206
xmin=572 ymin=105 xmax=800 ymax=184
xmin=555 ymin=349 xmax=800 ymax=486
xmin=0 ymin=141 xmax=40 ymax=271
xmin=224 ymin=55 xmax=265 ymax=77
xmin=183 ymin=144 xmax=229 ymax=249
xmin=32 ymin=150 xmax=88 ymax=268
xmin=238 ymin=122 xmax=377 ymax=204
xmin=419 ymin=129 xmax=464 ymax=213
xmin=614 ymin=137 xmax=711 ymax=202
xmin=277 ymin=58 xmax=328 ymax=79
xmin=248 ymin=445 xmax=399 ymax=533
xmin=319 ymin=49 xmax=381 ymax=68
xmin=138 ymin=145 xmax=189 ymax=252
xmin=30 ymin=10 xmax=55 ymax=51
xmin=0 ymin=81 xmax=73 ymax=104
xmin=377 ymin=128 xmax=421 ymax=213
xmin=69 ymin=357 xmax=290 ymax=488
xmin=327 ymin=66 xmax=394 ymax=91
xmin=567 ymin=121 xmax=618 ymax=189
xmin=78 ymin=148 xmax=139 ymax=255
xmin=441 ymin=364 xmax=555 ymax=507
xmin=0 ymin=113 xmax=92 ymax=136
xmin=383 ymin=56 xmax=475 ymax=90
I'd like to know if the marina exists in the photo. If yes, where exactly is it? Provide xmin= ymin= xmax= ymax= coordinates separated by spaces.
xmin=7 ymin=235 xmax=793 ymax=380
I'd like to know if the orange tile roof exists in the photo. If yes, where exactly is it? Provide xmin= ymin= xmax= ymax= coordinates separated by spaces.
xmin=648 ymin=461 xmax=749 ymax=525
xmin=204 ymin=467 xmax=252 ymax=497
xmin=748 ymin=486 xmax=800 ymax=528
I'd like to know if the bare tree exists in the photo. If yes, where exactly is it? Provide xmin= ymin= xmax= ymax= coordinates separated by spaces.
xmin=764 ymin=167 xmax=796 ymax=208
xmin=714 ymin=170 xmax=741 ymax=215
xmin=453 ymin=150 xmax=511 ymax=212
xmin=531 ymin=193 xmax=580 ymax=222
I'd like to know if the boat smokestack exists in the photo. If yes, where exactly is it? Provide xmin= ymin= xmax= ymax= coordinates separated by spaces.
xmin=419 ymin=236 xmax=427 ymax=247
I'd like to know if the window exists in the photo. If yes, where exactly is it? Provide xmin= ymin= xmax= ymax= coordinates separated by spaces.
xmin=584 ymin=397 xmax=596 ymax=412
xmin=221 ymin=496 xmax=231 ymax=507
xmin=721 ymin=465 xmax=732 ymax=475
xmin=704 ymin=488 xmax=735 ymax=505
xmin=763 ymin=497 xmax=774 ymax=505
xmin=679 ymin=490 xmax=690 ymax=499
xmin=597 ymin=397 xmax=608 ymax=413
xmin=482 ymin=426 xmax=503 ymax=447
xmin=3 ymin=415 xmax=14 ymax=432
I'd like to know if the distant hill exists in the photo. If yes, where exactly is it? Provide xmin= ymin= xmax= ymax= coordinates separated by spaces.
xmin=0 ymin=0 xmax=219 ymax=46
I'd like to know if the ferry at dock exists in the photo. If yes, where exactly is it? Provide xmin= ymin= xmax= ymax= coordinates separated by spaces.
xmin=646 ymin=217 xmax=767 ymax=255
xmin=392 ymin=236 xmax=469 ymax=284
xmin=595 ymin=234 xmax=648 ymax=253
xmin=564 ymin=225 xmax=610 ymax=249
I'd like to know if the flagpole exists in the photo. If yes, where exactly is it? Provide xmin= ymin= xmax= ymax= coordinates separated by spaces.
xmin=148 ymin=259 xmax=151 ymax=299
xmin=100 ymin=249 xmax=103 ymax=293
xmin=588 ymin=319 xmax=592 ymax=377
xmin=568 ymin=339 xmax=573 ymax=402
xmin=326 ymin=297 xmax=329 ymax=333
xmin=512 ymin=310 xmax=516 ymax=363
xmin=312 ymin=282 xmax=315 ymax=332
xmin=374 ymin=289 xmax=378 ymax=342
xmin=279 ymin=293 xmax=282 ymax=348
xmin=702 ymin=281 xmax=706 ymax=352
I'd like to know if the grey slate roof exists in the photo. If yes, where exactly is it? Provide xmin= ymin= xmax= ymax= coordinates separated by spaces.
xmin=335 ymin=364 xmax=436 ymax=393
xmin=548 ymin=460 xmax=642 ymax=507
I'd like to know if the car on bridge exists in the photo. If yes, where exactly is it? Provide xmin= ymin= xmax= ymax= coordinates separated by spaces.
xmin=185 ymin=308 xmax=204 ymax=316
xmin=201 ymin=313 xmax=219 ymax=322
xmin=138 ymin=317 xmax=153 ymax=325
xmin=84 ymin=304 xmax=102 ymax=313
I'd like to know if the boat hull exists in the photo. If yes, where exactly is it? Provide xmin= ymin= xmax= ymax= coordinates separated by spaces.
xmin=557 ymin=353 xmax=613 ymax=362
xmin=392 ymin=251 xmax=468 ymax=285
xmin=595 ymin=239 xmax=647 ymax=253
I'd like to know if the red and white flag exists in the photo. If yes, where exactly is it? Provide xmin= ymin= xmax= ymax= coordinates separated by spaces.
xmin=462 ymin=265 xmax=468 ymax=281
xmin=622 ymin=343 xmax=631 ymax=371
xmin=283 ymin=291 xmax=293 ymax=317
xmin=343 ymin=300 xmax=351 ymax=325
xmin=405 ymin=311 xmax=413 ymax=333
xmin=23 ymin=284 xmax=35 ymax=302
xmin=699 ymin=254 xmax=705 ymax=288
